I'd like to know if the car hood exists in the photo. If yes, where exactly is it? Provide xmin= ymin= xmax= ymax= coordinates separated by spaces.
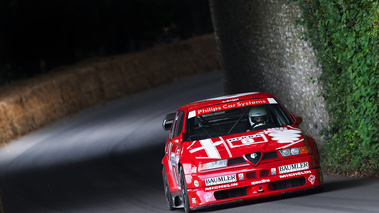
xmin=185 ymin=125 xmax=305 ymax=161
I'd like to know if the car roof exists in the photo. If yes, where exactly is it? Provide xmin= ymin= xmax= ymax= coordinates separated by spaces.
xmin=181 ymin=92 xmax=275 ymax=112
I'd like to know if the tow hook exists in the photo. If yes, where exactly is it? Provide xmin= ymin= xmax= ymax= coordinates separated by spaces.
xmin=257 ymin=187 xmax=264 ymax=193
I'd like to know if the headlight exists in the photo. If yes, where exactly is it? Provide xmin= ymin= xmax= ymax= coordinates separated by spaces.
xmin=199 ymin=159 xmax=227 ymax=171
xmin=279 ymin=146 xmax=309 ymax=157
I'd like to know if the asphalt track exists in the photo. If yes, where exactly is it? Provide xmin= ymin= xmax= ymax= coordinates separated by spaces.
xmin=0 ymin=71 xmax=378 ymax=213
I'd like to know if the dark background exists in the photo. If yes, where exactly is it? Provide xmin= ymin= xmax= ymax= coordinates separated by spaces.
xmin=0 ymin=0 xmax=213 ymax=84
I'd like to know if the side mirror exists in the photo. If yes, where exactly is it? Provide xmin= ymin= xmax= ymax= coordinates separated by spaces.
xmin=162 ymin=112 xmax=176 ymax=131
xmin=295 ymin=116 xmax=303 ymax=125
xmin=291 ymin=114 xmax=303 ymax=125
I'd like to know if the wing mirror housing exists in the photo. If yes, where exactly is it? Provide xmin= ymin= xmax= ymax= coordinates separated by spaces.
xmin=162 ymin=112 xmax=176 ymax=131
xmin=292 ymin=114 xmax=303 ymax=125
xmin=291 ymin=114 xmax=303 ymax=125
xmin=295 ymin=116 xmax=303 ymax=125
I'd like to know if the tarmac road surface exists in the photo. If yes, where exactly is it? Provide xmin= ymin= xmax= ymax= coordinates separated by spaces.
xmin=0 ymin=71 xmax=379 ymax=213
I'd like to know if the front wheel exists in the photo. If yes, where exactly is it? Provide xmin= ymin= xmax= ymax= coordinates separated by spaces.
xmin=180 ymin=167 xmax=193 ymax=213
xmin=162 ymin=167 xmax=174 ymax=210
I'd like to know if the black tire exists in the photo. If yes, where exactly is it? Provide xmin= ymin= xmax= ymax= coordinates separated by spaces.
xmin=180 ymin=167 xmax=193 ymax=213
xmin=162 ymin=167 xmax=174 ymax=211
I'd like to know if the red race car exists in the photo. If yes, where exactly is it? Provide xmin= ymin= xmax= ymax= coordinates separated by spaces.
xmin=161 ymin=92 xmax=323 ymax=212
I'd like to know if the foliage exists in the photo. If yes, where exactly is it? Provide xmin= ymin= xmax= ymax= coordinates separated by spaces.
xmin=290 ymin=0 xmax=379 ymax=175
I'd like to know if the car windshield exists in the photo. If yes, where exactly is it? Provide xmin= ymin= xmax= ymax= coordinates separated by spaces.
xmin=185 ymin=103 xmax=293 ymax=141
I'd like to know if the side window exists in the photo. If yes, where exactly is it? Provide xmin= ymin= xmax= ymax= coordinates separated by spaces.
xmin=174 ymin=111 xmax=185 ymax=138
xmin=169 ymin=111 xmax=180 ymax=140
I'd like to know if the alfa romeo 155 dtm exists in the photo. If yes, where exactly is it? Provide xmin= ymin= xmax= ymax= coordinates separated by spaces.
xmin=161 ymin=92 xmax=322 ymax=212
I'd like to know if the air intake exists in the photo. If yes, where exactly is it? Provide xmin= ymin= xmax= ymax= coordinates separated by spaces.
xmin=272 ymin=177 xmax=306 ymax=190
xmin=214 ymin=187 xmax=247 ymax=200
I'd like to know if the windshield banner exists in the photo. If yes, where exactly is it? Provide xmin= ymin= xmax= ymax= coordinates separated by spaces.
xmin=188 ymin=98 xmax=277 ymax=118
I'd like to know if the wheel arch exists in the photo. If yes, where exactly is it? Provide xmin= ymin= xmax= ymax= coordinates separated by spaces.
xmin=305 ymin=135 xmax=321 ymax=168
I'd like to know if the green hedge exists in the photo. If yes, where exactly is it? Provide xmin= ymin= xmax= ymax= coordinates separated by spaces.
xmin=290 ymin=0 xmax=379 ymax=175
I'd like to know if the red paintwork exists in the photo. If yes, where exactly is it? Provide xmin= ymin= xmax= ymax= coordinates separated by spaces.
xmin=162 ymin=92 xmax=323 ymax=211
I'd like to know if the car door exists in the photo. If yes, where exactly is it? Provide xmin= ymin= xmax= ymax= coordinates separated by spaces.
xmin=166 ymin=110 xmax=185 ymax=186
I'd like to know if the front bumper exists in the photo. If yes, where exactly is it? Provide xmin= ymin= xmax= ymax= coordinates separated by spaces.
xmin=186 ymin=156 xmax=323 ymax=210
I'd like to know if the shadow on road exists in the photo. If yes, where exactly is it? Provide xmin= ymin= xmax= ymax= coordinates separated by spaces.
xmin=192 ymin=174 xmax=378 ymax=212
xmin=0 ymin=141 xmax=166 ymax=213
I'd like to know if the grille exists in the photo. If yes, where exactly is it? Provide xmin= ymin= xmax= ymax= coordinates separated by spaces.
xmin=228 ymin=157 xmax=246 ymax=166
xmin=246 ymin=171 xmax=256 ymax=179
xmin=228 ymin=151 xmax=278 ymax=166
xmin=262 ymin=151 xmax=278 ymax=160
xmin=272 ymin=177 xmax=306 ymax=190
xmin=214 ymin=187 xmax=247 ymax=200
xmin=259 ymin=169 xmax=269 ymax=177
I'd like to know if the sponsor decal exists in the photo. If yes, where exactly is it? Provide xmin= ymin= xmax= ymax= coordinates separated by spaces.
xmin=279 ymin=162 xmax=309 ymax=174
xmin=251 ymin=179 xmax=271 ymax=186
xmin=222 ymin=98 xmax=240 ymax=103
xmin=192 ymin=197 xmax=197 ymax=204
xmin=238 ymin=173 xmax=244 ymax=181
xmin=194 ymin=180 xmax=199 ymax=187
xmin=226 ymin=134 xmax=268 ymax=148
xmin=175 ymin=149 xmax=180 ymax=164
xmin=279 ymin=170 xmax=312 ymax=178
xmin=205 ymin=183 xmax=238 ymax=191
xmin=204 ymin=192 xmax=212 ymax=202
xmin=188 ymin=98 xmax=274 ymax=118
xmin=170 ymin=153 xmax=175 ymax=166
xmin=308 ymin=175 xmax=316 ymax=185
xmin=191 ymin=166 xmax=197 ymax=174
xmin=271 ymin=168 xmax=277 ymax=175
xmin=205 ymin=174 xmax=237 ymax=186
xmin=168 ymin=143 xmax=173 ymax=167
xmin=194 ymin=106 xmax=222 ymax=117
